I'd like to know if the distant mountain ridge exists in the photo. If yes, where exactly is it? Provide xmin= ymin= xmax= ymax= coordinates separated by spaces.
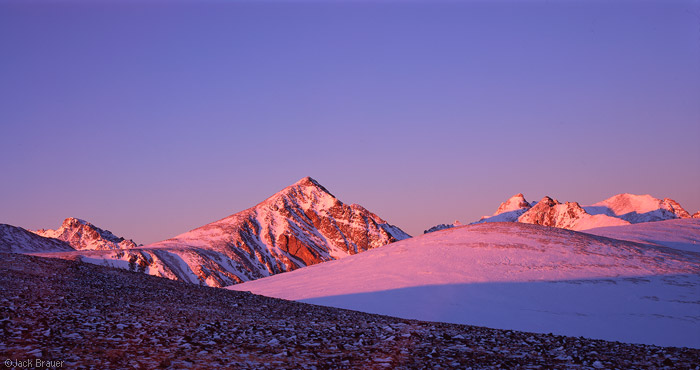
xmin=424 ymin=221 xmax=462 ymax=234
xmin=25 ymin=177 xmax=410 ymax=287
xmin=479 ymin=193 xmax=692 ymax=231
xmin=427 ymin=193 xmax=694 ymax=233
xmin=34 ymin=217 xmax=138 ymax=250
xmin=0 ymin=224 xmax=73 ymax=253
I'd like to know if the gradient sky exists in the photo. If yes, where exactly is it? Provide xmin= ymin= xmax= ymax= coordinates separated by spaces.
xmin=1 ymin=0 xmax=699 ymax=244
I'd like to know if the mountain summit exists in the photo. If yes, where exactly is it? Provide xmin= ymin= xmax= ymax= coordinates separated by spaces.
xmin=464 ymin=194 xmax=533 ymax=229
xmin=147 ymin=176 xmax=410 ymax=285
xmin=494 ymin=193 xmax=532 ymax=216
xmin=586 ymin=194 xmax=691 ymax=223
xmin=34 ymin=217 xmax=138 ymax=250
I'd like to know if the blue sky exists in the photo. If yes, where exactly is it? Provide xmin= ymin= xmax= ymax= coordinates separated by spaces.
xmin=1 ymin=0 xmax=698 ymax=243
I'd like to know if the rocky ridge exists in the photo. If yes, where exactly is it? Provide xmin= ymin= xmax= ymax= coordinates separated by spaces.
xmin=0 ymin=224 xmax=73 ymax=254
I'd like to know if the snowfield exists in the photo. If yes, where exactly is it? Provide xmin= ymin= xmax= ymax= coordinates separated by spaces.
xmin=230 ymin=222 xmax=700 ymax=348
xmin=585 ymin=218 xmax=700 ymax=252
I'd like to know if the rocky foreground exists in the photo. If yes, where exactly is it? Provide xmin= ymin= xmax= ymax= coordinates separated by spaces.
xmin=1 ymin=253 xmax=698 ymax=370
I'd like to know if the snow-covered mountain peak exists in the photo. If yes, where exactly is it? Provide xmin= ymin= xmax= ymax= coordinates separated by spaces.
xmin=588 ymin=193 xmax=690 ymax=223
xmin=538 ymin=196 xmax=560 ymax=207
xmin=289 ymin=176 xmax=333 ymax=197
xmin=594 ymin=194 xmax=659 ymax=214
xmin=261 ymin=176 xmax=339 ymax=212
xmin=469 ymin=194 xmax=535 ymax=225
xmin=131 ymin=177 xmax=411 ymax=286
xmin=34 ymin=217 xmax=137 ymax=251
xmin=63 ymin=217 xmax=89 ymax=227
xmin=295 ymin=176 xmax=328 ymax=189
xmin=494 ymin=193 xmax=531 ymax=216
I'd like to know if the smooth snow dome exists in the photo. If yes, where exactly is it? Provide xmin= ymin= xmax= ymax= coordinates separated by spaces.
xmin=586 ymin=193 xmax=686 ymax=223
xmin=230 ymin=222 xmax=700 ymax=348
xmin=594 ymin=194 xmax=669 ymax=215
xmin=586 ymin=218 xmax=700 ymax=253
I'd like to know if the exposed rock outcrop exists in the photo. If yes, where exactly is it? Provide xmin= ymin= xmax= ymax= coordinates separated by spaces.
xmin=517 ymin=197 xmax=588 ymax=229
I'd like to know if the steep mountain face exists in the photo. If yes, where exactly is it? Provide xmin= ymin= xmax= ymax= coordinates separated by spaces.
xmin=662 ymin=198 xmax=691 ymax=219
xmin=517 ymin=197 xmax=581 ymax=229
xmin=585 ymin=194 xmax=690 ymax=223
xmin=1 ymin=224 xmax=74 ymax=253
xmin=34 ymin=217 xmax=138 ymax=250
xmin=38 ymin=177 xmax=410 ymax=287
xmin=694 ymin=211 xmax=700 ymax=219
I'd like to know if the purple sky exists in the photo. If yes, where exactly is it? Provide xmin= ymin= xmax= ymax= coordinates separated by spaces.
xmin=1 ymin=1 xmax=699 ymax=244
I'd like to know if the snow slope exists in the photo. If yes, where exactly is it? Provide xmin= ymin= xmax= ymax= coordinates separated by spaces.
xmin=0 ymin=224 xmax=74 ymax=253
xmin=584 ymin=218 xmax=700 ymax=252
xmin=230 ymin=222 xmax=700 ymax=348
